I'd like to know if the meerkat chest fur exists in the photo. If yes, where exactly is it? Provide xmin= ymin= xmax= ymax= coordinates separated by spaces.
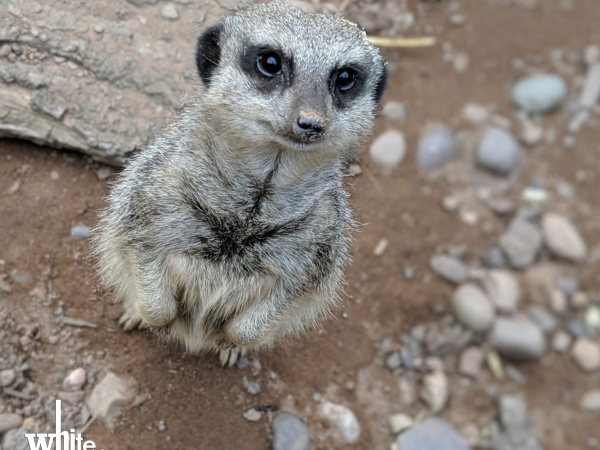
xmin=94 ymin=2 xmax=387 ymax=357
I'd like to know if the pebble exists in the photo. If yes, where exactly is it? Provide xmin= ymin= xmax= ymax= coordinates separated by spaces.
xmin=373 ymin=238 xmax=388 ymax=256
xmin=388 ymin=413 xmax=413 ymax=435
xmin=488 ymin=317 xmax=546 ymax=360
xmin=160 ymin=4 xmax=179 ymax=20
xmin=420 ymin=370 xmax=449 ymax=413
xmin=243 ymin=377 xmax=261 ymax=395
xmin=571 ymin=291 xmax=590 ymax=310
xmin=272 ymin=413 xmax=310 ymax=450
xmin=552 ymin=331 xmax=572 ymax=353
xmin=579 ymin=62 xmax=600 ymax=108
xmin=499 ymin=220 xmax=543 ymax=269
xmin=2 ymin=427 xmax=32 ymax=450
xmin=96 ymin=167 xmax=113 ymax=180
xmin=382 ymin=101 xmax=405 ymax=121
xmin=511 ymin=74 xmax=567 ymax=114
xmin=0 ymin=413 xmax=23 ymax=434
xmin=549 ymin=289 xmax=568 ymax=314
xmin=586 ymin=307 xmax=600 ymax=329
xmin=571 ymin=339 xmax=600 ymax=372
xmin=62 ymin=368 xmax=86 ymax=391
xmin=441 ymin=195 xmax=461 ymax=213
xmin=451 ymin=283 xmax=495 ymax=331
xmin=541 ymin=213 xmax=587 ymax=263
xmin=0 ymin=44 xmax=11 ymax=57
xmin=320 ymin=402 xmax=360 ymax=444
xmin=416 ymin=127 xmax=458 ymax=170
xmin=459 ymin=347 xmax=484 ymax=378
xmin=481 ymin=246 xmax=507 ymax=268
xmin=243 ymin=408 xmax=262 ymax=422
xmin=0 ymin=369 xmax=16 ymax=387
xmin=86 ymin=372 xmax=135 ymax=425
xmin=387 ymin=352 xmax=402 ymax=371
xmin=567 ymin=318 xmax=596 ymax=340
xmin=482 ymin=270 xmax=521 ymax=313
xmin=489 ymin=198 xmax=515 ymax=216
xmin=462 ymin=103 xmax=489 ymax=124
xmin=528 ymin=305 xmax=557 ymax=334
xmin=369 ymin=130 xmax=406 ymax=167
xmin=556 ymin=276 xmax=580 ymax=296
xmin=580 ymin=390 xmax=600 ymax=412
xmin=71 ymin=225 xmax=91 ymax=240
xmin=397 ymin=418 xmax=469 ymax=450
xmin=429 ymin=255 xmax=468 ymax=284
xmin=476 ymin=127 xmax=521 ymax=176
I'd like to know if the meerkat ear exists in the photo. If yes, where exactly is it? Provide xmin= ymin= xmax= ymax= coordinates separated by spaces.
xmin=196 ymin=23 xmax=224 ymax=86
xmin=373 ymin=63 xmax=388 ymax=105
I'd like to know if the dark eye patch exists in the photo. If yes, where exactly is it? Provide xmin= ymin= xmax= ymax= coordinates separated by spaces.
xmin=329 ymin=64 xmax=366 ymax=109
xmin=240 ymin=44 xmax=293 ymax=93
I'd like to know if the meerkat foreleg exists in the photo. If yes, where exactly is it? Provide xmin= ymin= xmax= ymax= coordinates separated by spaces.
xmin=133 ymin=257 xmax=179 ymax=328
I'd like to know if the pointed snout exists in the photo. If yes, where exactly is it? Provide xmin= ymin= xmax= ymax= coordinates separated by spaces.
xmin=294 ymin=111 xmax=328 ymax=141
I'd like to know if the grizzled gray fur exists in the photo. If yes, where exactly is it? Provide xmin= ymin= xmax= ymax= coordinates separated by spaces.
xmin=93 ymin=2 xmax=387 ymax=366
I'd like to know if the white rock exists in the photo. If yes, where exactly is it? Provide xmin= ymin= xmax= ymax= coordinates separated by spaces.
xmin=382 ymin=101 xmax=406 ymax=121
xmin=421 ymin=370 xmax=449 ymax=413
xmin=552 ymin=331 xmax=572 ymax=353
xmin=451 ymin=283 xmax=495 ymax=332
xmin=462 ymin=103 xmax=489 ymax=124
xmin=511 ymin=74 xmax=567 ymax=114
xmin=488 ymin=318 xmax=546 ymax=361
xmin=320 ymin=402 xmax=360 ymax=444
xmin=542 ymin=213 xmax=587 ymax=263
xmin=580 ymin=390 xmax=600 ymax=411
xmin=388 ymin=413 xmax=413 ymax=435
xmin=482 ymin=270 xmax=521 ymax=313
xmin=243 ymin=408 xmax=262 ymax=422
xmin=369 ymin=130 xmax=406 ymax=167
xmin=160 ymin=4 xmax=179 ymax=20
xmin=579 ymin=62 xmax=600 ymax=108
xmin=0 ymin=413 xmax=23 ymax=434
xmin=62 ymin=368 xmax=86 ymax=391
xmin=571 ymin=339 xmax=600 ymax=373
xmin=0 ymin=369 xmax=16 ymax=387
xmin=86 ymin=372 xmax=136 ymax=427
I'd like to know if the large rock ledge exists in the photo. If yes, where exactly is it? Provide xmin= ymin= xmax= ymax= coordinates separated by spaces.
xmin=0 ymin=0 xmax=236 ymax=165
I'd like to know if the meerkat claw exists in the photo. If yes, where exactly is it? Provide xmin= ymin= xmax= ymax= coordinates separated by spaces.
xmin=118 ymin=310 xmax=144 ymax=332
xmin=219 ymin=346 xmax=247 ymax=368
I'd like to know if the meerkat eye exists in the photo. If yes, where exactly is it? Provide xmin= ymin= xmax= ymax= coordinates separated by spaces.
xmin=256 ymin=52 xmax=282 ymax=77
xmin=335 ymin=68 xmax=357 ymax=91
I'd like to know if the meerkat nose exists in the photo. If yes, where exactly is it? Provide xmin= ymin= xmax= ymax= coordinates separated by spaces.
xmin=295 ymin=113 xmax=327 ymax=140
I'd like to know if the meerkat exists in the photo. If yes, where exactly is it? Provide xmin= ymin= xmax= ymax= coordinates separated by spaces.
xmin=93 ymin=2 xmax=387 ymax=367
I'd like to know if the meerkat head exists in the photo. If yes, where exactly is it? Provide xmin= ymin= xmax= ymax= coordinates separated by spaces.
xmin=195 ymin=2 xmax=387 ymax=155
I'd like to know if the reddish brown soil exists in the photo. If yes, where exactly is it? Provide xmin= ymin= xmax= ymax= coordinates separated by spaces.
xmin=1 ymin=1 xmax=600 ymax=449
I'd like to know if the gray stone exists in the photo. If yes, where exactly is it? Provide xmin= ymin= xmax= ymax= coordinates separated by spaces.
xmin=493 ymin=395 xmax=542 ymax=450
xmin=243 ymin=408 xmax=262 ymax=422
xmin=397 ymin=418 xmax=469 ymax=450
xmin=567 ymin=318 xmax=596 ymax=339
xmin=476 ymin=127 xmax=521 ymax=175
xmin=30 ymin=91 xmax=67 ymax=120
xmin=0 ymin=413 xmax=23 ymax=434
xmin=243 ymin=377 xmax=261 ymax=395
xmin=459 ymin=347 xmax=484 ymax=378
xmin=499 ymin=220 xmax=543 ymax=269
xmin=511 ymin=74 xmax=567 ymax=114
xmin=2 ymin=427 xmax=32 ymax=450
xmin=386 ymin=351 xmax=402 ymax=371
xmin=488 ymin=318 xmax=546 ymax=361
xmin=417 ymin=127 xmax=458 ymax=170
xmin=541 ymin=213 xmax=587 ymax=263
xmin=369 ymin=130 xmax=406 ymax=167
xmin=527 ymin=305 xmax=557 ymax=334
xmin=481 ymin=246 xmax=507 ymax=268
xmin=429 ymin=255 xmax=468 ymax=284
xmin=71 ymin=225 xmax=91 ymax=240
xmin=272 ymin=413 xmax=310 ymax=450
xmin=0 ymin=368 xmax=16 ymax=387
xmin=556 ymin=276 xmax=579 ymax=296
xmin=451 ymin=283 xmax=495 ymax=332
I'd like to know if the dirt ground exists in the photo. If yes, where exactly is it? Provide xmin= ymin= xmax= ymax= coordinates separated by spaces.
xmin=1 ymin=1 xmax=600 ymax=449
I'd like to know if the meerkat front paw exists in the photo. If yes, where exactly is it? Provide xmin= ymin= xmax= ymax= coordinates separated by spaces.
xmin=218 ymin=346 xmax=246 ymax=368
xmin=118 ymin=308 xmax=146 ymax=332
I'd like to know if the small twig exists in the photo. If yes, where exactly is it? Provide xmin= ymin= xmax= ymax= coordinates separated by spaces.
xmin=77 ymin=415 xmax=97 ymax=435
xmin=3 ymin=387 xmax=33 ymax=400
xmin=368 ymin=36 xmax=436 ymax=48
xmin=56 ymin=316 xmax=97 ymax=328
